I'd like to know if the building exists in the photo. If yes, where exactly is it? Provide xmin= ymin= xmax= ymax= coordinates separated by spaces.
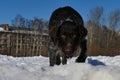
xmin=0 ymin=25 xmax=49 ymax=57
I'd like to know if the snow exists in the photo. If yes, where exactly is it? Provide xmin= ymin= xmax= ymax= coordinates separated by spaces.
xmin=0 ymin=55 xmax=120 ymax=80
xmin=0 ymin=27 xmax=5 ymax=31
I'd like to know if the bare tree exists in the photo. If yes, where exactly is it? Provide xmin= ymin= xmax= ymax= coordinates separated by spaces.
xmin=108 ymin=9 xmax=120 ymax=47
xmin=88 ymin=6 xmax=103 ymax=25
xmin=32 ymin=18 xmax=44 ymax=31
xmin=108 ymin=9 xmax=120 ymax=30
xmin=86 ymin=7 xmax=120 ymax=55
xmin=86 ymin=7 xmax=104 ymax=49
xmin=12 ymin=14 xmax=25 ymax=27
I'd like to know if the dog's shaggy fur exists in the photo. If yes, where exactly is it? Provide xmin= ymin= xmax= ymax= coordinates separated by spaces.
xmin=49 ymin=6 xmax=88 ymax=66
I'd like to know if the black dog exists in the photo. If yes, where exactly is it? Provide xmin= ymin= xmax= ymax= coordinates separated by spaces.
xmin=49 ymin=6 xmax=87 ymax=66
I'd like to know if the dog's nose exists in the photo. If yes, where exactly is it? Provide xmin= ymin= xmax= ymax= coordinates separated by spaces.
xmin=65 ymin=43 xmax=72 ymax=51
xmin=67 ymin=43 xmax=72 ymax=47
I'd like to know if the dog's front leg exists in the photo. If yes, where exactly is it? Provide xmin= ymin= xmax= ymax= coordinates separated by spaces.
xmin=76 ymin=39 xmax=87 ymax=63
xmin=49 ymin=42 xmax=57 ymax=66
xmin=62 ymin=55 xmax=67 ymax=65
xmin=49 ymin=42 xmax=61 ymax=66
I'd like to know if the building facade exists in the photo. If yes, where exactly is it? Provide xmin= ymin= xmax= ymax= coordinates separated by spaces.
xmin=0 ymin=31 xmax=49 ymax=57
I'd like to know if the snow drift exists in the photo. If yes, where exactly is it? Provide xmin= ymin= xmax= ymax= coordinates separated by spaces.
xmin=0 ymin=55 xmax=120 ymax=80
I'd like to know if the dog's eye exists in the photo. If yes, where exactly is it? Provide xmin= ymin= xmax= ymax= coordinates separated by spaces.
xmin=72 ymin=34 xmax=76 ymax=38
xmin=61 ymin=35 xmax=66 ymax=39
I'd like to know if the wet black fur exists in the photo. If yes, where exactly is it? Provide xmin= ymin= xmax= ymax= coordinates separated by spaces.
xmin=49 ymin=6 xmax=87 ymax=66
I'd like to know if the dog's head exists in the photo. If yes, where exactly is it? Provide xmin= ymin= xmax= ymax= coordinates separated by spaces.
xmin=57 ymin=21 xmax=80 ymax=58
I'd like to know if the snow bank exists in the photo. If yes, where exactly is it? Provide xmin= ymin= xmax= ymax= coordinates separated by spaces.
xmin=0 ymin=27 xmax=5 ymax=31
xmin=0 ymin=55 xmax=120 ymax=80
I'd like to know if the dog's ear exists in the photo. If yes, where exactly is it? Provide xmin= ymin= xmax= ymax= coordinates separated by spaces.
xmin=79 ymin=25 xmax=88 ymax=39
xmin=56 ymin=26 xmax=62 ymax=38
xmin=50 ymin=25 xmax=62 ymax=46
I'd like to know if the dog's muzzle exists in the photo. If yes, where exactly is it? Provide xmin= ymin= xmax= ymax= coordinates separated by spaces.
xmin=62 ymin=43 xmax=75 ymax=58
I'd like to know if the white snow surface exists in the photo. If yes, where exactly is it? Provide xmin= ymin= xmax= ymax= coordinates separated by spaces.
xmin=0 ymin=54 xmax=120 ymax=80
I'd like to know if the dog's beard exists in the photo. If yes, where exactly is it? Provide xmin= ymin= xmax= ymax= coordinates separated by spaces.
xmin=58 ymin=41 xmax=78 ymax=58
xmin=58 ymin=35 xmax=79 ymax=58
xmin=62 ymin=45 xmax=74 ymax=58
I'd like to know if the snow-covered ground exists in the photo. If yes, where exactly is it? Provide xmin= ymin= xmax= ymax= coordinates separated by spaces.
xmin=0 ymin=54 xmax=120 ymax=80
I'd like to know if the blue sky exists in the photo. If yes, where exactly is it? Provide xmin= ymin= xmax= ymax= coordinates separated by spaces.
xmin=0 ymin=0 xmax=120 ymax=25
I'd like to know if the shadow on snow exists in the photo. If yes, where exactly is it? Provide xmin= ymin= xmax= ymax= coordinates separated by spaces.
xmin=87 ymin=58 xmax=105 ymax=66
